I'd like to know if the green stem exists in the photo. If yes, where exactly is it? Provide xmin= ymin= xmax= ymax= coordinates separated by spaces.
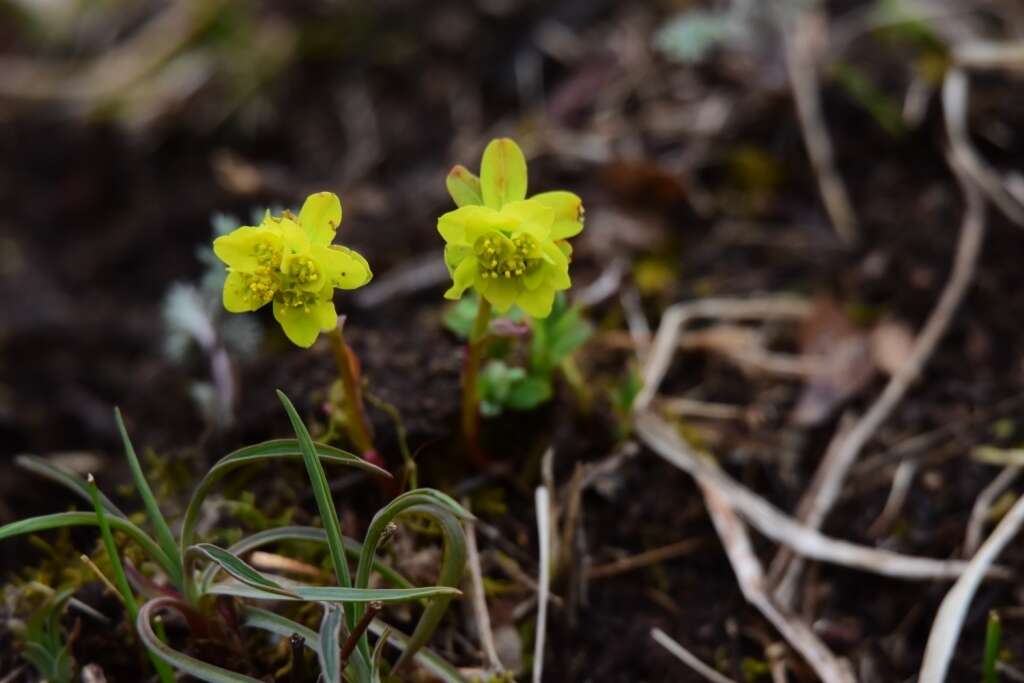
xmin=461 ymin=298 xmax=492 ymax=465
xmin=327 ymin=324 xmax=375 ymax=458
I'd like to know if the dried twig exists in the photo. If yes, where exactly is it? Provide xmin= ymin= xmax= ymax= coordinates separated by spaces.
xmin=636 ymin=410 xmax=986 ymax=580
xmin=769 ymin=158 xmax=987 ymax=600
xmin=701 ymin=484 xmax=856 ymax=683
xmin=464 ymin=504 xmax=504 ymax=673
xmin=651 ymin=627 xmax=736 ymax=683
xmin=783 ymin=7 xmax=859 ymax=244
xmin=585 ymin=539 xmax=705 ymax=581
xmin=964 ymin=465 xmax=1022 ymax=556
xmin=920 ymin=494 xmax=1024 ymax=680
xmin=636 ymin=297 xmax=812 ymax=409
xmin=533 ymin=486 xmax=552 ymax=683
xmin=865 ymin=459 xmax=919 ymax=538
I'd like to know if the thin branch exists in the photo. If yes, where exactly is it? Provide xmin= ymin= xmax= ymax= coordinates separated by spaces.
xmin=920 ymin=494 xmax=1024 ymax=680
xmin=651 ymin=627 xmax=736 ymax=683
xmin=585 ymin=539 xmax=705 ymax=581
xmin=701 ymin=484 xmax=856 ymax=683
xmin=965 ymin=465 xmax=1022 ymax=556
xmin=533 ymin=486 xmax=552 ymax=683
xmin=464 ymin=503 xmax=504 ymax=673
xmin=635 ymin=410 xmax=988 ymax=580
xmin=769 ymin=157 xmax=987 ymax=602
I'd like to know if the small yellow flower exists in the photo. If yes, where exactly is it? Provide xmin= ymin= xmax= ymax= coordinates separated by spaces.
xmin=214 ymin=192 xmax=371 ymax=348
xmin=439 ymin=138 xmax=584 ymax=318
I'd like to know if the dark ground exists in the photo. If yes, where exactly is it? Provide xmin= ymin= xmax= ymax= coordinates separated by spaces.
xmin=3 ymin=1 xmax=1024 ymax=681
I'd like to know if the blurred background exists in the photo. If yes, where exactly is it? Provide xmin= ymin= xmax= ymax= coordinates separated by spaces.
xmin=4 ymin=0 xmax=1024 ymax=679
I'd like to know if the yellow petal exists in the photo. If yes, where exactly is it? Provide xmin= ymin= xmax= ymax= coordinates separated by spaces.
xmin=438 ymin=206 xmax=512 ymax=246
xmin=315 ymin=245 xmax=372 ymax=290
xmin=446 ymin=165 xmax=483 ymax=207
xmin=444 ymin=257 xmax=478 ymax=300
xmin=530 ymin=190 xmax=583 ymax=240
xmin=480 ymin=138 xmax=527 ymax=209
xmin=479 ymin=276 xmax=519 ymax=313
xmin=298 ymin=192 xmax=343 ymax=245
xmin=517 ymin=286 xmax=556 ymax=318
xmin=273 ymin=298 xmax=332 ymax=348
xmin=213 ymin=227 xmax=269 ymax=270
xmin=223 ymin=271 xmax=256 ymax=312
xmin=502 ymin=199 xmax=554 ymax=242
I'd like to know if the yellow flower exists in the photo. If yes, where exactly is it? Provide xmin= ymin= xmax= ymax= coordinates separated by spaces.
xmin=439 ymin=138 xmax=584 ymax=318
xmin=213 ymin=192 xmax=371 ymax=348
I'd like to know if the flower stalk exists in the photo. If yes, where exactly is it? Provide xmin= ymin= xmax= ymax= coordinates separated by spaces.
xmin=461 ymin=298 xmax=492 ymax=464
xmin=327 ymin=322 xmax=376 ymax=460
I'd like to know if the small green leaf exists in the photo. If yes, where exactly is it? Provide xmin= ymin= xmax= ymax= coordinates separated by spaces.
xmin=188 ymin=544 xmax=300 ymax=598
xmin=16 ymin=455 xmax=126 ymax=518
xmin=319 ymin=604 xmax=344 ymax=683
xmin=480 ymin=138 xmax=528 ymax=209
xmin=506 ymin=376 xmax=553 ymax=411
xmin=206 ymin=582 xmax=461 ymax=603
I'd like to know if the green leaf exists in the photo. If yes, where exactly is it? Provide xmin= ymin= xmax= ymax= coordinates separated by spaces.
xmin=179 ymin=436 xmax=387 ymax=598
xmin=137 ymin=598 xmax=263 ymax=683
xmin=446 ymin=165 xmax=483 ymax=207
xmin=367 ymin=619 xmax=469 ymax=683
xmin=187 ymin=544 xmax=300 ymax=598
xmin=114 ymin=409 xmax=183 ymax=585
xmin=0 ymin=512 xmax=178 ymax=580
xmin=206 ymin=582 xmax=461 ymax=604
xmin=198 ymin=526 xmax=413 ymax=595
xmin=277 ymin=391 xmax=354 ymax=594
xmin=319 ymin=604 xmax=344 ymax=683
xmin=506 ymin=376 xmax=553 ymax=411
xmin=16 ymin=455 xmax=126 ymax=518
xmin=242 ymin=607 xmax=318 ymax=646
xmin=87 ymin=476 xmax=140 ymax=619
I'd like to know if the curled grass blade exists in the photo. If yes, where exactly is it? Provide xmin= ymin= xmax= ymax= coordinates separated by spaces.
xmin=138 ymin=597 xmax=262 ymax=683
xmin=206 ymin=581 xmax=461 ymax=604
xmin=0 ymin=512 xmax=178 ymax=580
xmin=16 ymin=455 xmax=125 ymax=518
xmin=354 ymin=493 xmax=467 ymax=669
xmin=115 ymin=409 xmax=182 ymax=584
xmin=198 ymin=526 xmax=412 ymax=595
xmin=187 ymin=544 xmax=300 ymax=598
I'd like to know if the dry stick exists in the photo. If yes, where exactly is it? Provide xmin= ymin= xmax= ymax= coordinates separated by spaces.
xmin=636 ymin=296 xmax=812 ymax=409
xmin=340 ymin=601 xmax=382 ymax=673
xmin=770 ymin=165 xmax=987 ymax=605
xmin=585 ymin=539 xmax=705 ymax=581
xmin=920 ymin=494 xmax=1024 ymax=681
xmin=865 ymin=459 xmax=919 ymax=538
xmin=784 ymin=7 xmax=859 ymax=245
xmin=964 ymin=465 xmax=1022 ymax=556
xmin=533 ymin=486 xmax=552 ymax=683
xmin=463 ymin=503 xmax=504 ymax=673
xmin=701 ymin=483 xmax=857 ymax=683
xmin=651 ymin=627 xmax=737 ymax=683
xmin=635 ymin=410 xmax=984 ymax=580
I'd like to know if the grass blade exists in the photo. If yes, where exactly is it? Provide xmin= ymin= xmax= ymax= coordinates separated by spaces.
xmin=277 ymin=392 xmax=353 ymax=598
xmin=0 ymin=512 xmax=178 ymax=581
xmin=198 ymin=526 xmax=412 ymax=594
xmin=16 ymin=455 xmax=125 ymax=518
xmin=367 ymin=619 xmax=468 ymax=683
xmin=319 ymin=604 xmax=345 ymax=683
xmin=242 ymin=607 xmax=318 ymax=649
xmin=114 ymin=409 xmax=182 ymax=583
xmin=206 ymin=581 xmax=461 ymax=604
xmin=187 ymin=544 xmax=300 ymax=598
xmin=137 ymin=597 xmax=263 ymax=683
xmin=984 ymin=610 xmax=1001 ymax=683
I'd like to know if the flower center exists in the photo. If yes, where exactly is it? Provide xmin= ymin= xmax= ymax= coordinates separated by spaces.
xmin=241 ymin=272 xmax=277 ymax=307
xmin=476 ymin=234 xmax=538 ymax=280
xmin=288 ymin=255 xmax=321 ymax=285
xmin=275 ymin=288 xmax=319 ymax=311
xmin=253 ymin=239 xmax=282 ymax=268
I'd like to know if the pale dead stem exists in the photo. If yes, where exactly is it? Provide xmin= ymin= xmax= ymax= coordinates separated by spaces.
xmin=463 ymin=504 xmax=505 ymax=674
xmin=635 ymin=411 xmax=984 ymax=581
xmin=920 ymin=495 xmax=1024 ymax=681
xmin=768 ymin=159 xmax=987 ymax=605
xmin=783 ymin=6 xmax=859 ymax=245
xmin=635 ymin=296 xmax=813 ymax=410
xmin=532 ymin=486 xmax=552 ymax=683
xmin=701 ymin=484 xmax=857 ymax=683
xmin=651 ymin=627 xmax=737 ymax=683
xmin=964 ymin=465 xmax=1022 ymax=557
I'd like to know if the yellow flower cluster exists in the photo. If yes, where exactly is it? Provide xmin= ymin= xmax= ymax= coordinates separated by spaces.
xmin=213 ymin=192 xmax=371 ymax=347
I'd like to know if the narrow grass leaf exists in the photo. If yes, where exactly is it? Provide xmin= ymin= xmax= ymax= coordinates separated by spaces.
xmin=16 ymin=455 xmax=125 ymax=518
xmin=319 ymin=604 xmax=345 ymax=683
xmin=114 ymin=409 xmax=182 ymax=578
xmin=188 ymin=544 xmax=300 ymax=598
xmin=206 ymin=582 xmax=461 ymax=603
xmin=367 ymin=619 xmax=468 ymax=683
